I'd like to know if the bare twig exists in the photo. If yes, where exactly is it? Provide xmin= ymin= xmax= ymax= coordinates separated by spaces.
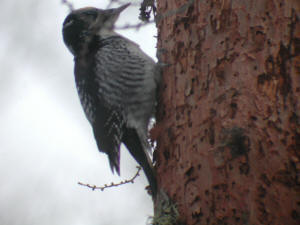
xmin=78 ymin=166 xmax=142 ymax=191
xmin=61 ymin=0 xmax=74 ymax=12
xmin=106 ymin=0 xmax=140 ymax=9
xmin=116 ymin=0 xmax=195 ymax=30
xmin=115 ymin=20 xmax=154 ymax=30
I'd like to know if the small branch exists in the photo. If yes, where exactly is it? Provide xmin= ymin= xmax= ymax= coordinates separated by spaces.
xmin=106 ymin=0 xmax=140 ymax=9
xmin=115 ymin=20 xmax=154 ymax=30
xmin=78 ymin=166 xmax=142 ymax=191
xmin=61 ymin=0 xmax=74 ymax=11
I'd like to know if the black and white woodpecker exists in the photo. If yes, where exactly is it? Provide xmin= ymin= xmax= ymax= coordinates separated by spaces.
xmin=62 ymin=3 xmax=159 ymax=196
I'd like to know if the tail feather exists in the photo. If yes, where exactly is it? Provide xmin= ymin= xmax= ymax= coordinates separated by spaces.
xmin=122 ymin=127 xmax=157 ymax=197
xmin=93 ymin=123 xmax=122 ymax=175
xmin=107 ymin=149 xmax=120 ymax=175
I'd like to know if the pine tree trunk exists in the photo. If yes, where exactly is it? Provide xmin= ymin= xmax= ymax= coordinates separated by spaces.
xmin=155 ymin=0 xmax=300 ymax=224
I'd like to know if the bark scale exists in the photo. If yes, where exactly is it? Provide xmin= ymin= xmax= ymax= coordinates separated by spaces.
xmin=155 ymin=0 xmax=300 ymax=224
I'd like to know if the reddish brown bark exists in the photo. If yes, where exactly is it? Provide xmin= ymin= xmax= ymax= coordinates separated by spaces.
xmin=155 ymin=0 xmax=300 ymax=224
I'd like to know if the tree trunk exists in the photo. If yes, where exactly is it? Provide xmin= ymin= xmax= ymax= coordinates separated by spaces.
xmin=155 ymin=0 xmax=300 ymax=224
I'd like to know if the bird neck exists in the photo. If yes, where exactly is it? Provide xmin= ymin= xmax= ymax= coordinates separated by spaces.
xmin=97 ymin=29 xmax=119 ymax=39
xmin=73 ymin=31 xmax=125 ymax=59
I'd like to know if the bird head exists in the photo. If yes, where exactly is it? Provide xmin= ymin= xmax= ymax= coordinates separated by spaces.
xmin=62 ymin=3 xmax=130 ymax=55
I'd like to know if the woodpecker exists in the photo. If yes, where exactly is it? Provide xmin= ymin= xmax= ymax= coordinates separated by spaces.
xmin=62 ymin=3 xmax=158 ymax=196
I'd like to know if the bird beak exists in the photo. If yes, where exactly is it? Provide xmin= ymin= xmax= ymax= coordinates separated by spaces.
xmin=102 ymin=3 xmax=130 ymax=30
xmin=115 ymin=3 xmax=131 ymax=14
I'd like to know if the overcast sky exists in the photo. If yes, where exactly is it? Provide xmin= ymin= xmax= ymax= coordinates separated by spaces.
xmin=0 ymin=1 xmax=157 ymax=224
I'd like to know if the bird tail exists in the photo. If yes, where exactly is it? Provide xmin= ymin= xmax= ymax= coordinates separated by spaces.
xmin=93 ymin=124 xmax=122 ymax=175
xmin=122 ymin=127 xmax=157 ymax=197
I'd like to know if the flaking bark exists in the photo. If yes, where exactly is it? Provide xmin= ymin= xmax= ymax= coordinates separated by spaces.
xmin=155 ymin=0 xmax=300 ymax=224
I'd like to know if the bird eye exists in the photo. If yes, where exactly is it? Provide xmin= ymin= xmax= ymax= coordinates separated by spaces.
xmin=63 ymin=18 xmax=74 ymax=28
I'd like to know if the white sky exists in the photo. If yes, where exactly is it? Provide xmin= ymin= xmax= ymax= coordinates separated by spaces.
xmin=0 ymin=1 xmax=157 ymax=224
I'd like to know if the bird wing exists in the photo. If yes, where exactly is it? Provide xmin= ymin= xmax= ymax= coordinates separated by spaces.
xmin=93 ymin=36 xmax=157 ymax=128
xmin=92 ymin=102 xmax=124 ymax=175
xmin=78 ymin=36 xmax=156 ymax=174
xmin=75 ymin=48 xmax=125 ymax=175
